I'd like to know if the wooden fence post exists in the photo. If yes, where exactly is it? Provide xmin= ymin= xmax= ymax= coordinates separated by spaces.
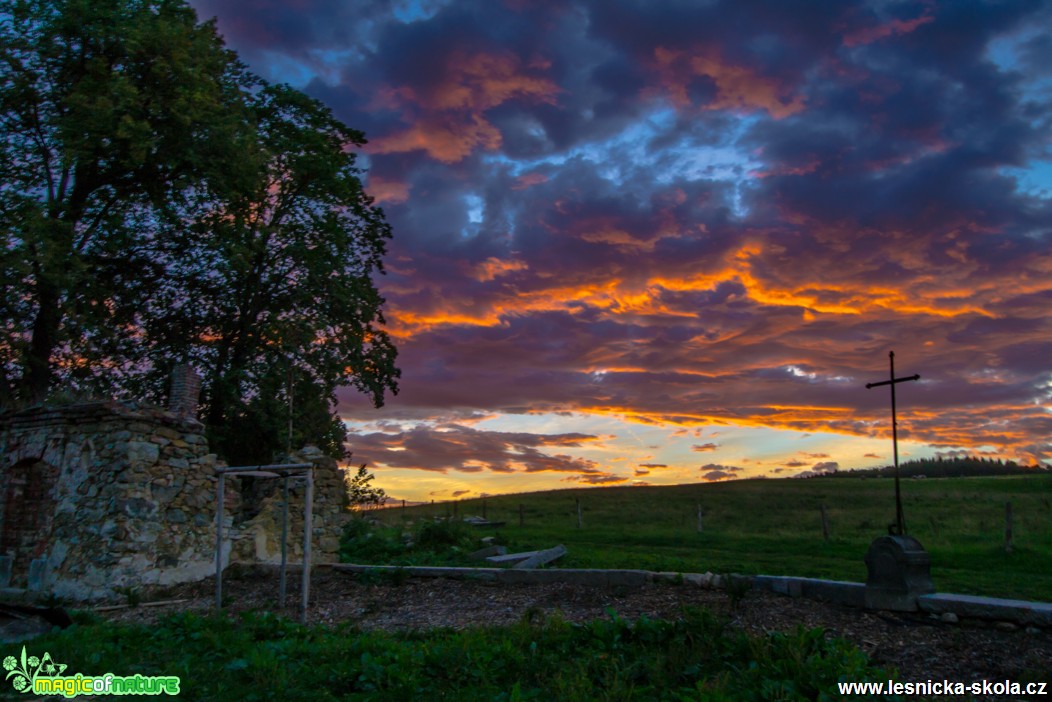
xmin=696 ymin=503 xmax=703 ymax=533
xmin=519 ymin=503 xmax=524 ymax=526
xmin=576 ymin=498 xmax=582 ymax=529
xmin=820 ymin=504 xmax=829 ymax=541
xmin=1004 ymin=501 xmax=1013 ymax=553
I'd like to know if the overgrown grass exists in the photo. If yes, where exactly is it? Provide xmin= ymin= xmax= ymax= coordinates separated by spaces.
xmin=18 ymin=609 xmax=897 ymax=701
xmin=367 ymin=475 xmax=1052 ymax=601
xmin=340 ymin=516 xmax=499 ymax=567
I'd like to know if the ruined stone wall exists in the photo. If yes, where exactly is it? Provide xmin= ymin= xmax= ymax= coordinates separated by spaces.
xmin=231 ymin=446 xmax=349 ymax=565
xmin=0 ymin=401 xmax=350 ymax=601
xmin=0 ymin=402 xmax=222 ymax=600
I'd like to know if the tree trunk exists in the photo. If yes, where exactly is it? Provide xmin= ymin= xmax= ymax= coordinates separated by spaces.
xmin=19 ymin=280 xmax=61 ymax=405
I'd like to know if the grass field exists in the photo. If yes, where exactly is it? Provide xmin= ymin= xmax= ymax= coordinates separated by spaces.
xmin=367 ymin=474 xmax=1052 ymax=602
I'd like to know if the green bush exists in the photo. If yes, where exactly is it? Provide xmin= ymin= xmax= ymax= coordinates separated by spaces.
xmin=415 ymin=519 xmax=471 ymax=550
xmin=338 ymin=518 xmax=404 ymax=563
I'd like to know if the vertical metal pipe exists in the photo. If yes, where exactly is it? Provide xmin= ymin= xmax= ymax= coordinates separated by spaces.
xmin=215 ymin=473 xmax=225 ymax=610
xmin=300 ymin=469 xmax=314 ymax=624
xmin=279 ymin=474 xmax=289 ymax=607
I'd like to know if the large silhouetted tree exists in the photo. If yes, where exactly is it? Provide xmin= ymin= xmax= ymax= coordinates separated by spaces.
xmin=0 ymin=0 xmax=399 ymax=463
xmin=145 ymin=84 xmax=400 ymax=462
xmin=0 ymin=0 xmax=253 ymax=405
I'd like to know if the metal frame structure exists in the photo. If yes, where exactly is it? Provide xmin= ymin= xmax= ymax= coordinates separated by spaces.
xmin=214 ymin=463 xmax=314 ymax=622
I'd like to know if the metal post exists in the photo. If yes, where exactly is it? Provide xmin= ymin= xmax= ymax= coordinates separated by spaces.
xmin=300 ymin=468 xmax=314 ymax=624
xmin=1005 ymin=501 xmax=1014 ymax=554
xmin=889 ymin=352 xmax=905 ymax=535
xmin=866 ymin=351 xmax=919 ymax=536
xmin=215 ymin=473 xmax=225 ymax=610
xmin=279 ymin=474 xmax=289 ymax=607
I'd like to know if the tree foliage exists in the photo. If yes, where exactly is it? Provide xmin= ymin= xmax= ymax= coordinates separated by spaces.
xmin=344 ymin=462 xmax=387 ymax=511
xmin=0 ymin=0 xmax=253 ymax=405
xmin=0 ymin=0 xmax=399 ymax=463
xmin=143 ymin=83 xmax=399 ymax=461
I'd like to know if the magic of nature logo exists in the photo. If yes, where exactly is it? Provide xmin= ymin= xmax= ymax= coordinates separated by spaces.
xmin=4 ymin=645 xmax=179 ymax=696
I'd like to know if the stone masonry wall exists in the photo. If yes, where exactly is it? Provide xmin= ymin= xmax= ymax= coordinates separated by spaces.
xmin=0 ymin=401 xmax=349 ymax=601
xmin=0 ymin=402 xmax=223 ymax=600
xmin=231 ymin=446 xmax=349 ymax=565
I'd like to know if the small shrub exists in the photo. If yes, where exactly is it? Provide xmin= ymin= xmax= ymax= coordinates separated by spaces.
xmin=415 ymin=519 xmax=469 ymax=550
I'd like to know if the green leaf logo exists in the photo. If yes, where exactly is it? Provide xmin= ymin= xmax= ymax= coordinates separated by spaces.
xmin=4 ymin=646 xmax=63 ymax=694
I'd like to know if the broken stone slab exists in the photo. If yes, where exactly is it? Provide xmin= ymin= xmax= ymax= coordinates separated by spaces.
xmin=486 ymin=550 xmax=538 ymax=564
xmin=469 ymin=545 xmax=508 ymax=560
xmin=513 ymin=544 xmax=567 ymax=569
xmin=463 ymin=516 xmax=506 ymax=527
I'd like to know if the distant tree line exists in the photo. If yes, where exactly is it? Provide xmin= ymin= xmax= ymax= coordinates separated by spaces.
xmin=820 ymin=456 xmax=1049 ymax=479
xmin=0 ymin=0 xmax=399 ymax=464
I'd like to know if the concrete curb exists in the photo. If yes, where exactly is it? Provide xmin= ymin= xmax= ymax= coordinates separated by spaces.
xmin=918 ymin=593 xmax=1052 ymax=627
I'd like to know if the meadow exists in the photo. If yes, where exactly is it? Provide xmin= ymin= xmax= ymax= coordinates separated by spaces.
xmin=367 ymin=474 xmax=1052 ymax=602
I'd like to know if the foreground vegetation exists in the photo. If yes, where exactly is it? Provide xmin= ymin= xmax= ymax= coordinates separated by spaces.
xmin=21 ymin=609 xmax=893 ymax=701
xmin=358 ymin=474 xmax=1052 ymax=601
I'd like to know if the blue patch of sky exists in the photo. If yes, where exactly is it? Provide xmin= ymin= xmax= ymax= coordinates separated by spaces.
xmin=482 ymin=107 xmax=761 ymax=218
xmin=251 ymin=47 xmax=363 ymax=90
xmin=392 ymin=0 xmax=450 ymax=24
xmin=460 ymin=194 xmax=484 ymax=238
xmin=1000 ymin=160 xmax=1052 ymax=200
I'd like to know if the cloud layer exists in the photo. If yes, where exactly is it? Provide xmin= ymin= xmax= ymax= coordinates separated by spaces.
xmin=189 ymin=0 xmax=1052 ymax=497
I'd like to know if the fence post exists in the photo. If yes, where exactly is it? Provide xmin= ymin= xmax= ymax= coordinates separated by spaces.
xmin=820 ymin=504 xmax=829 ymax=541
xmin=519 ymin=503 xmax=524 ymax=526
xmin=576 ymin=498 xmax=582 ymax=529
xmin=1004 ymin=501 xmax=1013 ymax=553
xmin=696 ymin=503 xmax=703 ymax=533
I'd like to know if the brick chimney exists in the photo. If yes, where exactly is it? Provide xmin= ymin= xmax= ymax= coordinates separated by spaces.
xmin=168 ymin=364 xmax=202 ymax=418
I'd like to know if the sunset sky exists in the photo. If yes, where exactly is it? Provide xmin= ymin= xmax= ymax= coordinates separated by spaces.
xmin=188 ymin=0 xmax=1052 ymax=502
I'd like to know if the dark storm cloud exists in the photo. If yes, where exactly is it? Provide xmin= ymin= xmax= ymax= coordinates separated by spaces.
xmin=347 ymin=423 xmax=604 ymax=475
xmin=191 ymin=0 xmax=1052 ymax=469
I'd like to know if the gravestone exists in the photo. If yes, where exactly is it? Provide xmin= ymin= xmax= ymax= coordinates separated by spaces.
xmin=864 ymin=535 xmax=934 ymax=611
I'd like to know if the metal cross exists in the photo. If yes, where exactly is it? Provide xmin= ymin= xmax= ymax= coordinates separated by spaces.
xmin=865 ymin=351 xmax=920 ymax=536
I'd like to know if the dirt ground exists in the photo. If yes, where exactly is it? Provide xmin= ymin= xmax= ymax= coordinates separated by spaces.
xmin=92 ymin=564 xmax=1052 ymax=695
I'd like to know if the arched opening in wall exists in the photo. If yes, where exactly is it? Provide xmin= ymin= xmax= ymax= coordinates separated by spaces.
xmin=0 ymin=459 xmax=58 ymax=587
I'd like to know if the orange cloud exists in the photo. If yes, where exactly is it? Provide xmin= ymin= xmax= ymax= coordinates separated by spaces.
xmin=513 ymin=172 xmax=549 ymax=190
xmin=370 ymin=113 xmax=503 ymax=163
xmin=650 ymin=47 xmax=804 ymax=119
xmin=473 ymin=257 xmax=529 ymax=282
xmin=369 ymin=50 xmax=561 ymax=163
xmin=842 ymin=14 xmax=935 ymax=48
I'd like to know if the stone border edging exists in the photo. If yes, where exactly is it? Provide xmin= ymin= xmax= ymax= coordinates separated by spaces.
xmin=328 ymin=564 xmax=1051 ymax=627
